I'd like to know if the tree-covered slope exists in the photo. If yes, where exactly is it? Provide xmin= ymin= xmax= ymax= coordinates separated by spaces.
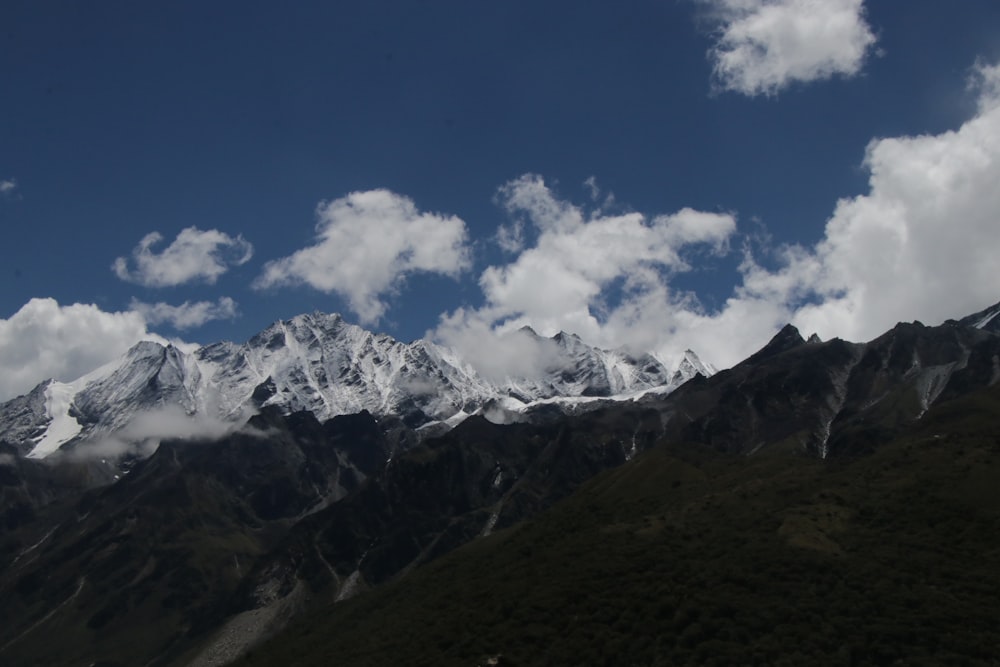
xmin=237 ymin=383 xmax=1000 ymax=667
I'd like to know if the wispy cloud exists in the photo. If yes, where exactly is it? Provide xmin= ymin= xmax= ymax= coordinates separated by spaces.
xmin=701 ymin=0 xmax=877 ymax=96
xmin=255 ymin=189 xmax=471 ymax=324
xmin=71 ymin=404 xmax=243 ymax=460
xmin=113 ymin=227 xmax=253 ymax=287
xmin=129 ymin=297 xmax=239 ymax=330
xmin=0 ymin=179 xmax=18 ymax=197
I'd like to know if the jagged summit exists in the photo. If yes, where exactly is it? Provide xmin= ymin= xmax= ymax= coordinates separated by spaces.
xmin=744 ymin=323 xmax=806 ymax=365
xmin=0 ymin=312 xmax=715 ymax=459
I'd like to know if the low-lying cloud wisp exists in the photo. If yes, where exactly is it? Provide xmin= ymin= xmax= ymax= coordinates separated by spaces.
xmin=73 ymin=404 xmax=249 ymax=460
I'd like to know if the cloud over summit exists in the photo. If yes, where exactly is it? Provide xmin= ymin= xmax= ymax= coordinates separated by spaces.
xmin=0 ymin=299 xmax=159 ymax=401
xmin=433 ymin=175 xmax=739 ymax=373
xmin=255 ymin=189 xmax=471 ymax=324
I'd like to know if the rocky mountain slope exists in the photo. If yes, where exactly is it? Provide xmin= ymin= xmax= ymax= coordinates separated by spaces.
xmin=0 ymin=312 xmax=713 ymax=459
xmin=0 ymin=299 xmax=998 ymax=667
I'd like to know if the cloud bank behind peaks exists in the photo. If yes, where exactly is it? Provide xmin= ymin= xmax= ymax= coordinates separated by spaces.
xmin=129 ymin=297 xmax=239 ymax=330
xmin=113 ymin=227 xmax=253 ymax=287
xmin=759 ymin=59 xmax=1000 ymax=342
xmin=438 ymin=69 xmax=1000 ymax=373
xmin=0 ymin=299 xmax=158 ymax=401
xmin=433 ymin=174 xmax=739 ymax=374
xmin=255 ymin=189 xmax=471 ymax=324
xmin=703 ymin=0 xmax=877 ymax=96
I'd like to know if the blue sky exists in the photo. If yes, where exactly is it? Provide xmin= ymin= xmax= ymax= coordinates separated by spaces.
xmin=2 ymin=0 xmax=1000 ymax=400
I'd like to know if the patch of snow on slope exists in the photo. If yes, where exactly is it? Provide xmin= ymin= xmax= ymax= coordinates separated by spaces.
xmin=915 ymin=363 xmax=959 ymax=419
xmin=974 ymin=308 xmax=1000 ymax=329
xmin=25 ymin=356 xmax=122 ymax=459
xmin=26 ymin=382 xmax=81 ymax=458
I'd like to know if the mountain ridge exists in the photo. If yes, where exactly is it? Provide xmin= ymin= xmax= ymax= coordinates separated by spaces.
xmin=0 ymin=299 xmax=998 ymax=666
xmin=0 ymin=312 xmax=714 ymax=460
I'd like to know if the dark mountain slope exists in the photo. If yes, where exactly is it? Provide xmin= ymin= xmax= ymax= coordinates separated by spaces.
xmin=0 ymin=408 xmax=397 ymax=667
xmin=227 ymin=406 xmax=664 ymax=616
xmin=644 ymin=317 xmax=1000 ymax=457
xmin=0 ymin=403 xmax=663 ymax=667
xmin=237 ymin=381 xmax=1000 ymax=667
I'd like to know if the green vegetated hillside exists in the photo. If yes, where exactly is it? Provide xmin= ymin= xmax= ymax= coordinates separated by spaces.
xmin=237 ymin=383 xmax=1000 ymax=667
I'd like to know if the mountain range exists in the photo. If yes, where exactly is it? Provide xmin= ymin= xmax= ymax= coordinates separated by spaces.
xmin=0 ymin=312 xmax=714 ymax=460
xmin=1 ymin=299 xmax=999 ymax=666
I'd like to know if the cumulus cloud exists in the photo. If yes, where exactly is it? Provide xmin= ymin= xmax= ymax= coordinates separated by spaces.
xmin=0 ymin=179 xmax=17 ymax=196
xmin=113 ymin=227 xmax=253 ymax=287
xmin=254 ymin=189 xmax=471 ymax=324
xmin=0 ymin=298 xmax=160 ymax=401
xmin=129 ymin=297 xmax=239 ymax=330
xmin=702 ymin=0 xmax=877 ymax=96
xmin=434 ymin=70 xmax=1000 ymax=373
xmin=432 ymin=174 xmax=738 ymax=374
xmin=737 ymin=58 xmax=1000 ymax=345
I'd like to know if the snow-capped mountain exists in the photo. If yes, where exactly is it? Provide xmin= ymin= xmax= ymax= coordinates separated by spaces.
xmin=0 ymin=312 xmax=714 ymax=458
xmin=3 ymin=300 xmax=1000 ymax=667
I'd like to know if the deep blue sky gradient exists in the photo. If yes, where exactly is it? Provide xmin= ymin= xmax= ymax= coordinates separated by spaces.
xmin=3 ymin=0 xmax=1000 ymax=345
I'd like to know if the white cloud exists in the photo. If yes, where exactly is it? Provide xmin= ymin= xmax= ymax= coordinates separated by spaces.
xmin=254 ymin=189 xmax=471 ymax=324
xmin=703 ymin=0 xmax=877 ymax=96
xmin=0 ymin=298 xmax=161 ymax=401
xmin=434 ymin=69 xmax=1000 ymax=374
xmin=740 ymin=58 xmax=1000 ymax=346
xmin=495 ymin=218 xmax=526 ymax=254
xmin=113 ymin=227 xmax=253 ymax=287
xmin=970 ymin=59 xmax=1000 ymax=111
xmin=432 ymin=174 xmax=738 ymax=372
xmin=72 ymin=404 xmax=241 ymax=460
xmin=697 ymin=59 xmax=1000 ymax=364
xmin=0 ymin=179 xmax=17 ymax=196
xmin=435 ymin=309 xmax=569 ymax=382
xmin=129 ymin=297 xmax=239 ymax=330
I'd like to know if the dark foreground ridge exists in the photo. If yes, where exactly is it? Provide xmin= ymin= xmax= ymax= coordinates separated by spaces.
xmin=237 ymin=381 xmax=1000 ymax=667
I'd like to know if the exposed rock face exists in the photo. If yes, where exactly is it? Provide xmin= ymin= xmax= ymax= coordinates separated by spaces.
xmin=0 ymin=382 xmax=53 ymax=456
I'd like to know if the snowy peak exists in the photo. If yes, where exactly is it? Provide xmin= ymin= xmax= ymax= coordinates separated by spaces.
xmin=0 ymin=313 xmax=719 ymax=458
xmin=676 ymin=349 xmax=716 ymax=381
